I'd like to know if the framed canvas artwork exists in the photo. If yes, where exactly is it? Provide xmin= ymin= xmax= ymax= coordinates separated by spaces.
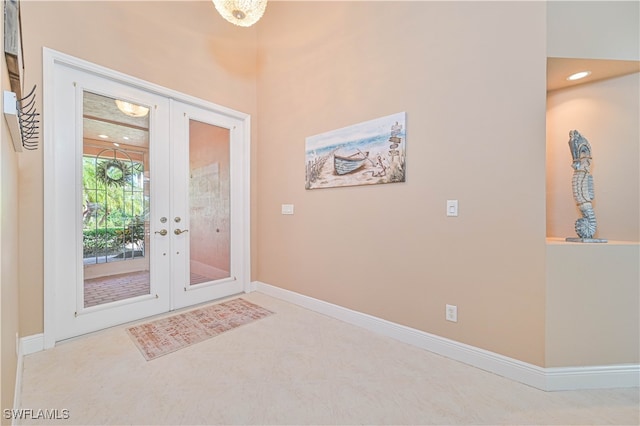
xmin=305 ymin=112 xmax=406 ymax=190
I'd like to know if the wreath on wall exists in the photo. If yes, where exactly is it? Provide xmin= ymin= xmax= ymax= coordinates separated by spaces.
xmin=96 ymin=159 xmax=132 ymax=188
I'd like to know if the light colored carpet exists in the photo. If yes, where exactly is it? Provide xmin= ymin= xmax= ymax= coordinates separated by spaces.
xmin=20 ymin=293 xmax=639 ymax=425
xmin=126 ymin=298 xmax=273 ymax=360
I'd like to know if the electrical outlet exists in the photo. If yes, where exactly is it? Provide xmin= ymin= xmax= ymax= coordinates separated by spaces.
xmin=446 ymin=304 xmax=458 ymax=322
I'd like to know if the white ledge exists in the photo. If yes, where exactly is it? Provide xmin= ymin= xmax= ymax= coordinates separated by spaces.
xmin=546 ymin=237 xmax=639 ymax=245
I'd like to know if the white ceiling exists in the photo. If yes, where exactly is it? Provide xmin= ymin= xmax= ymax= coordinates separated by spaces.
xmin=83 ymin=91 xmax=149 ymax=149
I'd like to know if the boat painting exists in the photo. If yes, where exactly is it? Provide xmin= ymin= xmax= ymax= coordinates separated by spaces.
xmin=334 ymin=151 xmax=369 ymax=175
xmin=305 ymin=112 xmax=406 ymax=190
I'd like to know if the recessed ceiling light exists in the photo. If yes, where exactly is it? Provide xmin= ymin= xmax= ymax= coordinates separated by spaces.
xmin=567 ymin=71 xmax=592 ymax=81
xmin=98 ymin=134 xmax=109 ymax=139
xmin=123 ymin=136 xmax=130 ymax=140
xmin=113 ymin=142 xmax=120 ymax=147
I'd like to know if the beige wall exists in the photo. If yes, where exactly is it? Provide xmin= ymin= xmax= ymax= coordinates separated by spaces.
xmin=0 ymin=123 xmax=20 ymax=419
xmin=546 ymin=240 xmax=639 ymax=366
xmin=547 ymin=1 xmax=640 ymax=61
xmin=545 ymin=0 xmax=640 ymax=368
xmin=256 ymin=1 xmax=547 ymax=366
xmin=1 ymin=13 xmax=21 ymax=417
xmin=19 ymin=1 xmax=259 ymax=336
xmin=547 ymin=73 xmax=640 ymax=242
xmin=0 ymin=127 xmax=20 ymax=420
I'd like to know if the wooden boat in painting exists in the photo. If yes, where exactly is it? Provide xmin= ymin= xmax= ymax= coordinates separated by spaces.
xmin=334 ymin=151 xmax=369 ymax=175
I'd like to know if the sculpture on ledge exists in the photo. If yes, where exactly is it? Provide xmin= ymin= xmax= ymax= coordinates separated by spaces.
xmin=566 ymin=130 xmax=607 ymax=243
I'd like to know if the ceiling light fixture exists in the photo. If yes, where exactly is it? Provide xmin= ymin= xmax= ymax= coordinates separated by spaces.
xmin=212 ymin=0 xmax=267 ymax=27
xmin=567 ymin=71 xmax=592 ymax=81
xmin=98 ymin=134 xmax=109 ymax=139
xmin=115 ymin=100 xmax=149 ymax=118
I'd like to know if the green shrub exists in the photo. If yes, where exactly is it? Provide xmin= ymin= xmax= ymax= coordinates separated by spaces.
xmin=83 ymin=228 xmax=119 ymax=257
xmin=83 ymin=222 xmax=144 ymax=258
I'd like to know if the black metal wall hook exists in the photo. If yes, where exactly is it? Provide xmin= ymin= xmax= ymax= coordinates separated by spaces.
xmin=17 ymin=85 xmax=40 ymax=150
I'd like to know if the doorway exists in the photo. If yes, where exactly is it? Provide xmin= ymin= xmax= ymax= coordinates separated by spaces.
xmin=44 ymin=49 xmax=250 ymax=346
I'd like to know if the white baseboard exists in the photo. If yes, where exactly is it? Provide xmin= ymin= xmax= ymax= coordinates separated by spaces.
xmin=254 ymin=281 xmax=639 ymax=392
xmin=13 ymin=336 xmax=23 ymax=426
xmin=545 ymin=364 xmax=640 ymax=391
xmin=20 ymin=333 xmax=45 ymax=355
xmin=12 ymin=334 xmax=45 ymax=423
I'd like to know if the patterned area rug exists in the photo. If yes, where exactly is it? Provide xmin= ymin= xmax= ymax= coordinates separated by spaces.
xmin=126 ymin=298 xmax=274 ymax=360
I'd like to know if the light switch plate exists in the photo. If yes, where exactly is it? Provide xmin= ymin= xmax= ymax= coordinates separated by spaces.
xmin=281 ymin=204 xmax=294 ymax=215
xmin=446 ymin=200 xmax=458 ymax=217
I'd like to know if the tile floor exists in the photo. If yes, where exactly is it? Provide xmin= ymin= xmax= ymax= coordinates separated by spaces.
xmin=84 ymin=271 xmax=150 ymax=308
xmin=84 ymin=271 xmax=223 ymax=307
xmin=19 ymin=292 xmax=639 ymax=425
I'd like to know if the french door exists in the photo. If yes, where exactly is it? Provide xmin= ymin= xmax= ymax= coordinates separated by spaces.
xmin=170 ymin=101 xmax=246 ymax=309
xmin=45 ymin=50 xmax=249 ymax=344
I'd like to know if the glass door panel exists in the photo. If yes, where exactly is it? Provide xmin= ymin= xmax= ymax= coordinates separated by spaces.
xmin=188 ymin=120 xmax=231 ymax=286
xmin=82 ymin=91 xmax=151 ymax=307
xmin=170 ymin=100 xmax=244 ymax=310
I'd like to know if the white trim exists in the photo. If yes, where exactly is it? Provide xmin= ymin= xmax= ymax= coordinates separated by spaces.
xmin=545 ymin=365 xmax=640 ymax=391
xmin=43 ymin=48 xmax=56 ymax=349
xmin=13 ymin=338 xmax=23 ymax=426
xmin=20 ymin=334 xmax=45 ymax=355
xmin=247 ymin=281 xmax=258 ymax=293
xmin=254 ymin=281 xmax=640 ymax=391
xmin=12 ymin=334 xmax=46 ymax=424
xmin=241 ymin=115 xmax=252 ymax=294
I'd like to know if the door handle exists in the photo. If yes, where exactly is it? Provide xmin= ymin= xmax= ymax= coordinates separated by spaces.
xmin=174 ymin=229 xmax=189 ymax=235
xmin=154 ymin=229 xmax=168 ymax=236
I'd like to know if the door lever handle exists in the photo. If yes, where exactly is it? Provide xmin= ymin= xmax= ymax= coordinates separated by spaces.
xmin=154 ymin=229 xmax=168 ymax=236
xmin=174 ymin=228 xmax=189 ymax=235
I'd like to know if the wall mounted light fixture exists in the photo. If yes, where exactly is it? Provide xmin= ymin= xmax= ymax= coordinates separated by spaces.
xmin=212 ymin=0 xmax=267 ymax=27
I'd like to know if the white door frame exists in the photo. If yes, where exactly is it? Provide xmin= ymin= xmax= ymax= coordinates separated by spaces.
xmin=43 ymin=48 xmax=251 ymax=349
